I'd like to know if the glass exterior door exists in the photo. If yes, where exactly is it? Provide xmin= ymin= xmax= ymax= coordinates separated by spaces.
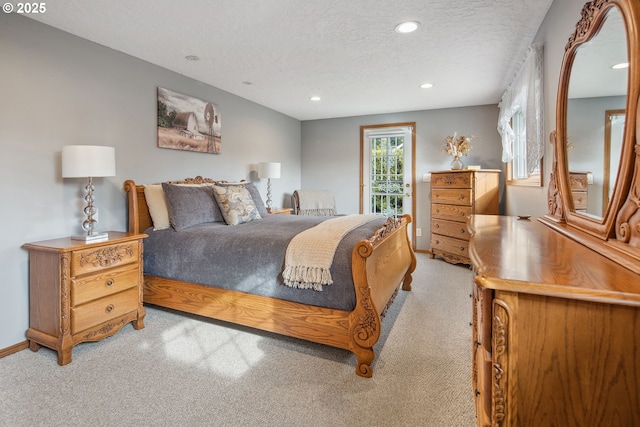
xmin=369 ymin=134 xmax=407 ymax=217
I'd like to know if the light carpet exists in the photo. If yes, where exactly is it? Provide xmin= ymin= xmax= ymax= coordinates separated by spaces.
xmin=0 ymin=253 xmax=476 ymax=427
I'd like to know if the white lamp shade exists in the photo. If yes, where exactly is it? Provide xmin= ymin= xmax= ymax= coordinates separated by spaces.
xmin=62 ymin=145 xmax=116 ymax=178
xmin=258 ymin=162 xmax=281 ymax=179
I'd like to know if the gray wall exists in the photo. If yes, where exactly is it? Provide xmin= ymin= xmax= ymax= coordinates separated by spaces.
xmin=0 ymin=14 xmax=301 ymax=349
xmin=301 ymin=106 xmax=504 ymax=251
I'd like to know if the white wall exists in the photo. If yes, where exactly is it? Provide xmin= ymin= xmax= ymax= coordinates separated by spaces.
xmin=301 ymin=106 xmax=504 ymax=251
xmin=0 ymin=14 xmax=301 ymax=349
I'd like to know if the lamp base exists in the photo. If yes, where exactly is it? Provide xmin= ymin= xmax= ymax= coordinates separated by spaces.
xmin=71 ymin=232 xmax=109 ymax=242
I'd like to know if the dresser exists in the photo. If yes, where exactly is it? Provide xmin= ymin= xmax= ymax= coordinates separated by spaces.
xmin=469 ymin=215 xmax=640 ymax=426
xmin=23 ymin=232 xmax=146 ymax=365
xmin=430 ymin=169 xmax=499 ymax=264
xmin=569 ymin=171 xmax=589 ymax=212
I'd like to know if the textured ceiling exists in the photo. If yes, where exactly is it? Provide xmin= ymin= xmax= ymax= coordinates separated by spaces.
xmin=27 ymin=0 xmax=554 ymax=120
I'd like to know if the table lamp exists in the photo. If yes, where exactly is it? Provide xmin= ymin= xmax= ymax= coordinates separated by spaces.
xmin=62 ymin=145 xmax=116 ymax=241
xmin=258 ymin=162 xmax=281 ymax=212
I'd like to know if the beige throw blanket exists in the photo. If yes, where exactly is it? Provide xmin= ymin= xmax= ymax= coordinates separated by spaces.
xmin=295 ymin=189 xmax=336 ymax=216
xmin=282 ymin=214 xmax=381 ymax=291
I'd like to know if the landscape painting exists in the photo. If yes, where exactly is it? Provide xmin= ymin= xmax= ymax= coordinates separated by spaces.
xmin=157 ymin=87 xmax=221 ymax=154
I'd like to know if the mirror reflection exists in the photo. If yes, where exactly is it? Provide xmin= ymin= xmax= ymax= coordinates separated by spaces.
xmin=566 ymin=7 xmax=627 ymax=218
xmin=605 ymin=109 xmax=625 ymax=210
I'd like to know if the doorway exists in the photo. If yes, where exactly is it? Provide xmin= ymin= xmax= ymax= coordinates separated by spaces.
xmin=360 ymin=122 xmax=416 ymax=247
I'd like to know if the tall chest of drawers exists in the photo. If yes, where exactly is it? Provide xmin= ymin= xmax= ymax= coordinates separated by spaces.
xmin=23 ymin=232 xmax=146 ymax=365
xmin=430 ymin=170 xmax=500 ymax=264
xmin=569 ymin=171 xmax=589 ymax=212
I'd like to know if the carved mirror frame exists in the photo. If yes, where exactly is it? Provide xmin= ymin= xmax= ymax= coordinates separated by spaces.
xmin=542 ymin=0 xmax=640 ymax=272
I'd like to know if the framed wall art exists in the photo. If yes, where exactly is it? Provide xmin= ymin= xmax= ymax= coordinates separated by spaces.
xmin=157 ymin=87 xmax=221 ymax=154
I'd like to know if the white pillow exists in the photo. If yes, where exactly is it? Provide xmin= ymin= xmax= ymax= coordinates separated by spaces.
xmin=143 ymin=184 xmax=170 ymax=230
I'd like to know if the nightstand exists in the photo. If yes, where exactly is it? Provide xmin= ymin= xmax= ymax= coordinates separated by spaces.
xmin=268 ymin=208 xmax=293 ymax=215
xmin=23 ymin=232 xmax=147 ymax=365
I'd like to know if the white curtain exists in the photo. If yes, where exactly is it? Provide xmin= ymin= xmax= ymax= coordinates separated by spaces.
xmin=497 ymin=44 xmax=544 ymax=178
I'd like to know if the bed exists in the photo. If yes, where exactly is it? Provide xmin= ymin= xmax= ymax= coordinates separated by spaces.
xmin=124 ymin=177 xmax=416 ymax=377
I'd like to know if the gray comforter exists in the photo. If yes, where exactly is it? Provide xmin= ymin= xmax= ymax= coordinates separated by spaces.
xmin=143 ymin=215 xmax=387 ymax=311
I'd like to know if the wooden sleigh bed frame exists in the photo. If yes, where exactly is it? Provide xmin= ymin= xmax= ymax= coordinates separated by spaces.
xmin=124 ymin=178 xmax=416 ymax=377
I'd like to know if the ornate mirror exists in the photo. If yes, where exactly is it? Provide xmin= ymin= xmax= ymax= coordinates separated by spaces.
xmin=543 ymin=0 xmax=640 ymax=272
xmin=566 ymin=7 xmax=627 ymax=219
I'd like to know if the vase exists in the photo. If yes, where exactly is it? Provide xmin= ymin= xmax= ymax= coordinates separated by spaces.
xmin=451 ymin=156 xmax=463 ymax=170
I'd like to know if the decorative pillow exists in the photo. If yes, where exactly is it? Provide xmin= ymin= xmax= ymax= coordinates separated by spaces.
xmin=212 ymin=184 xmax=262 ymax=225
xmin=217 ymin=181 xmax=268 ymax=217
xmin=143 ymin=184 xmax=171 ymax=230
xmin=162 ymin=183 xmax=224 ymax=231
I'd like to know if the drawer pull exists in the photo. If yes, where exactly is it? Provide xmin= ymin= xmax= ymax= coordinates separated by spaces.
xmin=435 ymin=224 xmax=440 ymax=229
xmin=106 ymin=304 xmax=114 ymax=313
xmin=460 ymin=228 xmax=465 ymax=234
xmin=460 ymin=247 xmax=465 ymax=251
xmin=106 ymin=279 xmax=114 ymax=287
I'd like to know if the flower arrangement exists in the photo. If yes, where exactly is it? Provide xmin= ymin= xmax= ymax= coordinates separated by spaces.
xmin=442 ymin=133 xmax=474 ymax=158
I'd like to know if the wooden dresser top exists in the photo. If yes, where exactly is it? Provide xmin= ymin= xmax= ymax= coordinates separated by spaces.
xmin=469 ymin=215 xmax=640 ymax=307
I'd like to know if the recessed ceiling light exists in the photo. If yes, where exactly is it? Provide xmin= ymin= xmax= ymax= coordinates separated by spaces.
xmin=310 ymin=96 xmax=321 ymax=101
xmin=185 ymin=55 xmax=200 ymax=61
xmin=395 ymin=21 xmax=420 ymax=34
xmin=612 ymin=62 xmax=629 ymax=69
xmin=420 ymin=83 xmax=434 ymax=89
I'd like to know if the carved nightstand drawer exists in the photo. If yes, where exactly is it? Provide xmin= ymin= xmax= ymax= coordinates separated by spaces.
xmin=72 ymin=265 xmax=139 ymax=306
xmin=71 ymin=287 xmax=139 ymax=334
xmin=71 ymin=241 xmax=139 ymax=276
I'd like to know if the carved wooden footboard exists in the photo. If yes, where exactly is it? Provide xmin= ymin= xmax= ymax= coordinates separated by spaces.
xmin=124 ymin=179 xmax=415 ymax=377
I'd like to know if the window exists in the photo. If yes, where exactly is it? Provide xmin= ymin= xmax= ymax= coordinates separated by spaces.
xmin=506 ymin=111 xmax=542 ymax=186
xmin=498 ymin=44 xmax=544 ymax=186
